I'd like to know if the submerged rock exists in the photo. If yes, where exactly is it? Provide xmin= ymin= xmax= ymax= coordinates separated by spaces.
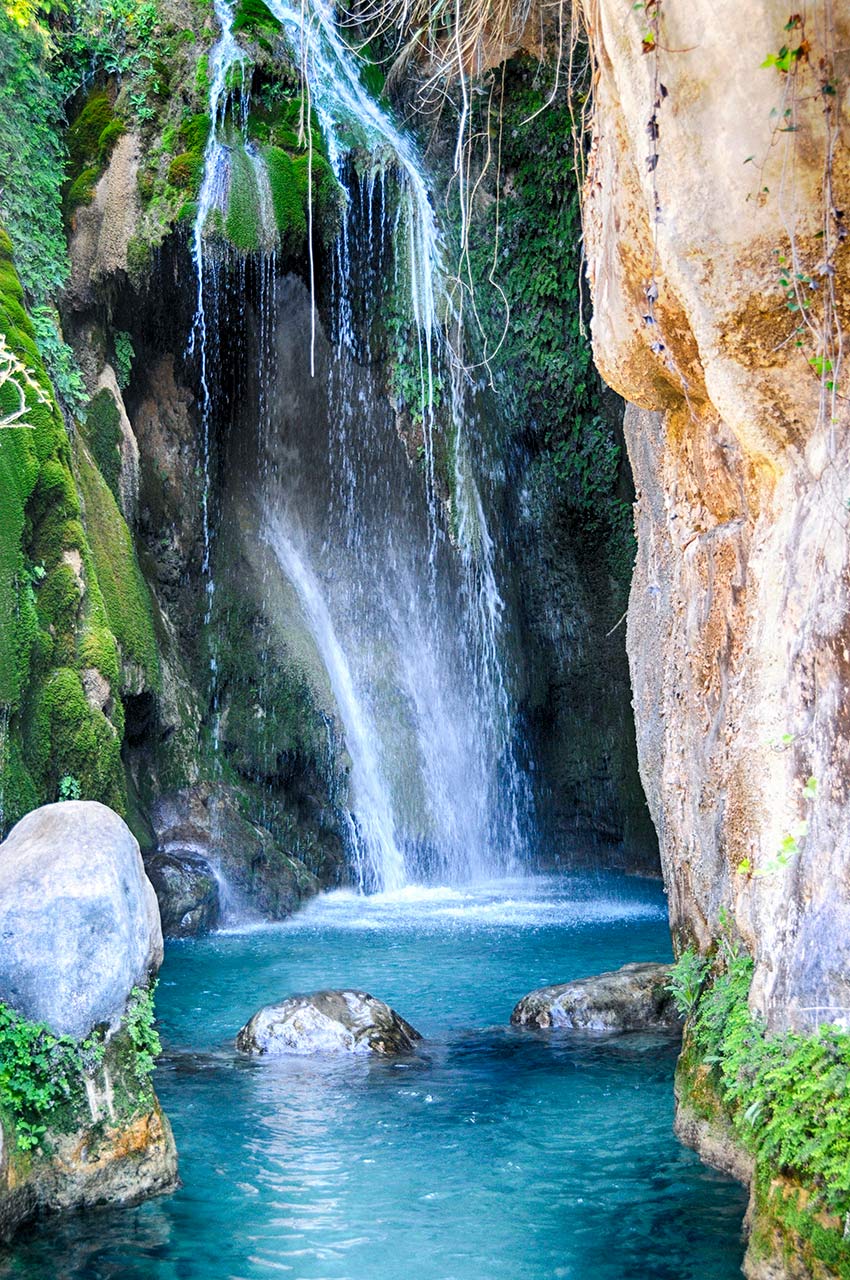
xmin=236 ymin=990 xmax=422 ymax=1057
xmin=144 ymin=847 xmax=220 ymax=938
xmin=511 ymin=962 xmax=680 ymax=1032
xmin=0 ymin=800 xmax=163 ymax=1039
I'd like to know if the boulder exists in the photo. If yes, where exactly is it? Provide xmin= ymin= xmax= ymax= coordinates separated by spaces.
xmin=144 ymin=848 xmax=220 ymax=938
xmin=511 ymin=962 xmax=680 ymax=1032
xmin=0 ymin=801 xmax=177 ymax=1243
xmin=236 ymin=990 xmax=422 ymax=1056
xmin=0 ymin=801 xmax=162 ymax=1040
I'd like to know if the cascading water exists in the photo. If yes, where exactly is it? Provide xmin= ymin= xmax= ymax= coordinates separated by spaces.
xmin=195 ymin=0 xmax=535 ymax=892
xmin=189 ymin=0 xmax=248 ymax=627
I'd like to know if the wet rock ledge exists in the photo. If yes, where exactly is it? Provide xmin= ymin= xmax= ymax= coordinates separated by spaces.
xmin=511 ymin=962 xmax=680 ymax=1032
xmin=0 ymin=802 xmax=178 ymax=1243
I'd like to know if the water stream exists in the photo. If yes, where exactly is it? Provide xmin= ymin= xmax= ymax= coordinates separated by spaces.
xmin=0 ymin=875 xmax=747 ymax=1280
xmin=194 ymin=0 xmax=535 ymax=892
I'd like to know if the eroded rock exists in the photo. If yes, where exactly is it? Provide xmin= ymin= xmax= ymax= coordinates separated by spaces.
xmin=236 ymin=990 xmax=422 ymax=1056
xmin=0 ymin=801 xmax=162 ymax=1040
xmin=144 ymin=848 xmax=220 ymax=938
xmin=511 ymin=962 xmax=680 ymax=1031
xmin=152 ymin=786 xmax=320 ymax=921
xmin=577 ymin=0 xmax=850 ymax=1035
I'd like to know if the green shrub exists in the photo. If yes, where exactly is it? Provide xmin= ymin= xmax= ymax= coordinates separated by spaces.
xmin=0 ymin=983 xmax=161 ymax=1152
xmin=676 ymin=945 xmax=850 ymax=1219
xmin=112 ymin=330 xmax=134 ymax=391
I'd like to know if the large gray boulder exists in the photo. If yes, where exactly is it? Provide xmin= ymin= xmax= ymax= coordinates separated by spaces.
xmin=511 ymin=962 xmax=680 ymax=1032
xmin=0 ymin=801 xmax=163 ymax=1040
xmin=237 ymin=990 xmax=422 ymax=1057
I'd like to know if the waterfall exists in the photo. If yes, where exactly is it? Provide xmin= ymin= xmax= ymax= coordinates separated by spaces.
xmin=194 ymin=0 xmax=535 ymax=892
xmin=189 ymin=0 xmax=249 ymax=630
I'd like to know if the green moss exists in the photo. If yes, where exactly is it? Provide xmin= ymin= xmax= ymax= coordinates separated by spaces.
xmin=126 ymin=235 xmax=153 ymax=283
xmin=262 ymin=145 xmax=307 ymax=250
xmin=65 ymin=166 xmax=100 ymax=215
xmin=63 ymin=91 xmax=125 ymax=223
xmin=82 ymin=389 xmax=122 ymax=501
xmin=67 ymin=91 xmax=117 ymax=171
xmin=168 ymin=150 xmax=204 ymax=190
xmin=233 ymin=0 xmax=281 ymax=35
xmin=75 ymin=446 xmax=160 ymax=692
xmin=97 ymin=117 xmax=126 ymax=163
xmin=0 ymin=226 xmax=64 ymax=713
xmin=0 ymin=223 xmax=144 ymax=830
xmin=25 ymin=666 xmax=124 ymax=810
xmin=224 ymin=144 xmax=262 ymax=251
xmin=195 ymin=51 xmax=210 ymax=97
xmin=36 ymin=563 xmax=81 ymax=649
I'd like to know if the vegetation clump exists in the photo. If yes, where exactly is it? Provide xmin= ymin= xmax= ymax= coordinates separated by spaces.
xmin=0 ymin=984 xmax=161 ymax=1153
xmin=672 ymin=935 xmax=850 ymax=1270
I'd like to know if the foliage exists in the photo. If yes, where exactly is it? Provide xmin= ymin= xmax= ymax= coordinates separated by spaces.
xmin=57 ymin=771 xmax=81 ymax=799
xmin=124 ymin=983 xmax=161 ymax=1088
xmin=679 ymin=943 xmax=850 ymax=1219
xmin=666 ymin=947 xmax=708 ymax=1017
xmin=30 ymin=306 xmax=88 ymax=416
xmin=0 ymin=7 xmax=69 ymax=302
xmin=455 ymin=57 xmax=635 ymax=583
xmin=0 ymin=1002 xmax=105 ymax=1150
xmin=0 ymin=983 xmax=161 ymax=1152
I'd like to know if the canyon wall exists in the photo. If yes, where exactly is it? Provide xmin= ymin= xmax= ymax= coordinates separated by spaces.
xmin=578 ymin=0 xmax=850 ymax=1035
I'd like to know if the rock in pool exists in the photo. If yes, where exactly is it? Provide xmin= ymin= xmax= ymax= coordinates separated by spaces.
xmin=511 ymin=962 xmax=680 ymax=1032
xmin=236 ymin=990 xmax=422 ymax=1056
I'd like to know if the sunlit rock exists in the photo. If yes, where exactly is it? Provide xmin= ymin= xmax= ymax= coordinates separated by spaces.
xmin=236 ymin=989 xmax=422 ymax=1056
xmin=511 ymin=962 xmax=680 ymax=1031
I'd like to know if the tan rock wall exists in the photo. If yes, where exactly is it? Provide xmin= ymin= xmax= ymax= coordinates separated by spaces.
xmin=578 ymin=0 xmax=850 ymax=1032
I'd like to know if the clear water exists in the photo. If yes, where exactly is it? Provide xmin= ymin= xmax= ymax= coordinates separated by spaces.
xmin=1 ymin=874 xmax=746 ymax=1279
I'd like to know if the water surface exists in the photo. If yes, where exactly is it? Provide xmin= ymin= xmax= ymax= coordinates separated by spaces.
xmin=1 ymin=874 xmax=747 ymax=1279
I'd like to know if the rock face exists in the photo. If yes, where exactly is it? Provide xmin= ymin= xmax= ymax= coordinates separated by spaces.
xmin=144 ymin=848 xmax=220 ymax=938
xmin=0 ymin=801 xmax=162 ymax=1039
xmin=67 ymin=132 xmax=141 ymax=308
xmin=236 ymin=991 xmax=423 ymax=1056
xmin=152 ymin=786 xmax=321 ymax=923
xmin=511 ymin=962 xmax=680 ymax=1031
xmin=577 ymin=0 xmax=850 ymax=1036
xmin=0 ymin=1104 xmax=177 ymax=1245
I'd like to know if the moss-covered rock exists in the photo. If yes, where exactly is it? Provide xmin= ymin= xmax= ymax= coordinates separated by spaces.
xmin=75 ymin=443 xmax=161 ymax=695
xmin=64 ymin=88 xmax=125 ymax=223
xmin=0 ymin=225 xmax=163 ymax=830
xmin=82 ymin=388 xmax=122 ymax=500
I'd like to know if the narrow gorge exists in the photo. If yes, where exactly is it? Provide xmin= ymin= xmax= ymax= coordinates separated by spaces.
xmin=0 ymin=0 xmax=847 ymax=1276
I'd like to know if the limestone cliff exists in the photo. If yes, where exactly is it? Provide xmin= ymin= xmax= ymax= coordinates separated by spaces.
xmin=578 ymin=0 xmax=850 ymax=1033
xmin=576 ymin=1 xmax=850 ymax=1272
